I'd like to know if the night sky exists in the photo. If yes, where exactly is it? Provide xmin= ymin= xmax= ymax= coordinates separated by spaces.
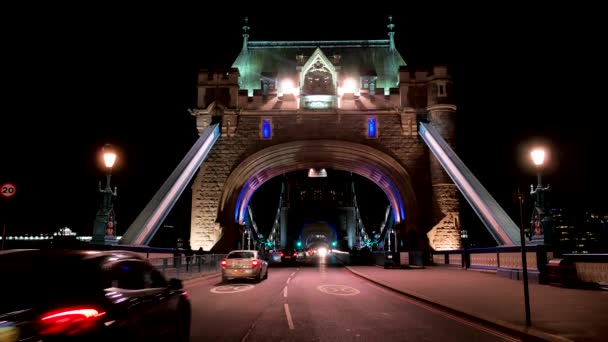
xmin=1 ymin=4 xmax=606 ymax=244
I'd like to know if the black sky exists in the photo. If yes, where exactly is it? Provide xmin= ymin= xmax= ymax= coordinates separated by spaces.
xmin=1 ymin=4 xmax=607 ymax=240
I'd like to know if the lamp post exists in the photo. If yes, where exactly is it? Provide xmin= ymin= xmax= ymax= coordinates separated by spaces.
xmin=460 ymin=229 xmax=468 ymax=268
xmin=92 ymin=144 xmax=119 ymax=245
xmin=518 ymin=186 xmax=532 ymax=327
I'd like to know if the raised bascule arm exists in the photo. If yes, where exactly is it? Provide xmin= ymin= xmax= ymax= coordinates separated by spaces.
xmin=120 ymin=124 xmax=220 ymax=246
xmin=419 ymin=122 xmax=520 ymax=245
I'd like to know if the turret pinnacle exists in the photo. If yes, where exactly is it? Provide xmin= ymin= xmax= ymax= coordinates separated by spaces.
xmin=242 ymin=16 xmax=250 ymax=52
xmin=387 ymin=15 xmax=395 ymax=51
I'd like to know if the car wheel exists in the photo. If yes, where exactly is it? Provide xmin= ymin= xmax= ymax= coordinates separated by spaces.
xmin=264 ymin=268 xmax=268 ymax=279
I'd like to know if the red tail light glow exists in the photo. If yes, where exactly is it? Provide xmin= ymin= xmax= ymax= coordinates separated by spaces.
xmin=221 ymin=259 xmax=227 ymax=267
xmin=252 ymin=260 xmax=259 ymax=267
xmin=293 ymin=252 xmax=297 ymax=257
xmin=279 ymin=252 xmax=284 ymax=257
xmin=39 ymin=308 xmax=105 ymax=335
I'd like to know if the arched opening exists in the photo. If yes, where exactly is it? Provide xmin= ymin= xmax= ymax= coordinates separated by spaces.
xmin=217 ymin=140 xmax=418 ymax=241
xmin=248 ymin=169 xmax=390 ymax=251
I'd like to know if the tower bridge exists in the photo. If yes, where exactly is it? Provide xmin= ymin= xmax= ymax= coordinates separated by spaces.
xmin=119 ymin=17 xmax=521 ymax=256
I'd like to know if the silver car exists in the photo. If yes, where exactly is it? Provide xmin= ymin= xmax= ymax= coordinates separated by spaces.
xmin=221 ymin=250 xmax=268 ymax=282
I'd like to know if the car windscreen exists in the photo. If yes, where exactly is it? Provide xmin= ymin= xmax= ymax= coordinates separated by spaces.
xmin=0 ymin=252 xmax=105 ymax=313
xmin=227 ymin=252 xmax=254 ymax=259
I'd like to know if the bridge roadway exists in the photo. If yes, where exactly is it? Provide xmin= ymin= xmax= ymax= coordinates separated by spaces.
xmin=181 ymin=255 xmax=607 ymax=342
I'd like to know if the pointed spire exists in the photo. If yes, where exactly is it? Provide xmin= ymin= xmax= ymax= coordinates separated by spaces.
xmin=242 ymin=16 xmax=250 ymax=52
xmin=387 ymin=15 xmax=395 ymax=51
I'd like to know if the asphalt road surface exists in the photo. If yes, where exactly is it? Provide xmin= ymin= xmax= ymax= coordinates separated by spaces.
xmin=185 ymin=255 xmax=523 ymax=342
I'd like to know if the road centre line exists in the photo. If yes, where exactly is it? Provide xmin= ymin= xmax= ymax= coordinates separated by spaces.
xmin=284 ymin=304 xmax=295 ymax=330
xmin=283 ymin=286 xmax=288 ymax=298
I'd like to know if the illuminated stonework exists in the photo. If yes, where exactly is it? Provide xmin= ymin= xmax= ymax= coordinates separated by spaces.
xmin=190 ymin=19 xmax=459 ymax=253
xmin=427 ymin=212 xmax=460 ymax=251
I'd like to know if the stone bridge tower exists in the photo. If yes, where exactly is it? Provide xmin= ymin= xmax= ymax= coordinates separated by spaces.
xmin=189 ymin=17 xmax=461 ymax=254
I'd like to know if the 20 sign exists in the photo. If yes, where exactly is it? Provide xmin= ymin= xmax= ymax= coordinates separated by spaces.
xmin=1 ymin=183 xmax=16 ymax=198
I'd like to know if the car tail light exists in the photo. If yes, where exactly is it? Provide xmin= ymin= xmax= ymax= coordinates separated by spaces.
xmin=39 ymin=308 xmax=105 ymax=335
xmin=293 ymin=252 xmax=297 ymax=257
xmin=252 ymin=260 xmax=259 ymax=267
xmin=221 ymin=259 xmax=227 ymax=267
xmin=279 ymin=252 xmax=284 ymax=257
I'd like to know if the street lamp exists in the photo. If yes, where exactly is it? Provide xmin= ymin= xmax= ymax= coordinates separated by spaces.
xmin=92 ymin=144 xmax=119 ymax=245
xmin=530 ymin=149 xmax=545 ymax=186
xmin=103 ymin=146 xmax=117 ymax=188
xmin=529 ymin=147 xmax=553 ymax=244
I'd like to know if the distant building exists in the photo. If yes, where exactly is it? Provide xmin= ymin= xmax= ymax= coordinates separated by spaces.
xmin=2 ymin=227 xmax=121 ymax=249
xmin=552 ymin=208 xmax=606 ymax=254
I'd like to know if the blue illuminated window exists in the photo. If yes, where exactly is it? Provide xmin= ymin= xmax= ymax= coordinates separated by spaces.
xmin=368 ymin=117 xmax=377 ymax=138
xmin=261 ymin=119 xmax=271 ymax=139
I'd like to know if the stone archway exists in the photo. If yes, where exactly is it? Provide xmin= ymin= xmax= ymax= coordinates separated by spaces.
xmin=215 ymin=140 xmax=419 ymax=250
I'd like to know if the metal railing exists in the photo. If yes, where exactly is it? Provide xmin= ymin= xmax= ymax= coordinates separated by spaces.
xmin=148 ymin=254 xmax=226 ymax=280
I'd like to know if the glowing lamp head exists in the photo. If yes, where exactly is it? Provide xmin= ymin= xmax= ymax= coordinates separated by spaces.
xmin=281 ymin=79 xmax=294 ymax=95
xmin=530 ymin=148 xmax=545 ymax=166
xmin=102 ymin=145 xmax=117 ymax=168
xmin=342 ymin=78 xmax=357 ymax=94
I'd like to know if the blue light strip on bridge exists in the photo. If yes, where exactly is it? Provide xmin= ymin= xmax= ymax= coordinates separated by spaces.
xmin=120 ymin=124 xmax=220 ymax=246
xmin=419 ymin=122 xmax=520 ymax=245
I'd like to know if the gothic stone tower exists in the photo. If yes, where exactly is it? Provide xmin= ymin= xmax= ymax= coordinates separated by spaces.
xmin=189 ymin=17 xmax=461 ymax=254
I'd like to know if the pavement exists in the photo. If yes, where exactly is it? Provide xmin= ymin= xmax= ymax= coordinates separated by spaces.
xmin=343 ymin=265 xmax=608 ymax=342
xmin=180 ymin=264 xmax=607 ymax=342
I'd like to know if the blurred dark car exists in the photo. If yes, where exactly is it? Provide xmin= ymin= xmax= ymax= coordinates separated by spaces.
xmin=279 ymin=249 xmax=298 ymax=265
xmin=0 ymin=249 xmax=191 ymax=342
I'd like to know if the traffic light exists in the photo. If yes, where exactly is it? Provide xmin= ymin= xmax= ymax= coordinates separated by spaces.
xmin=296 ymin=241 xmax=302 ymax=248
xmin=331 ymin=241 xmax=337 ymax=247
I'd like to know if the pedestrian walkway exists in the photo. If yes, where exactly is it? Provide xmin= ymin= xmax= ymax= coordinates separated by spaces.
xmin=344 ymin=265 xmax=608 ymax=342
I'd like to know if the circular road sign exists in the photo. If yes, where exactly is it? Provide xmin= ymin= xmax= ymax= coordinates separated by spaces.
xmin=1 ymin=183 xmax=16 ymax=198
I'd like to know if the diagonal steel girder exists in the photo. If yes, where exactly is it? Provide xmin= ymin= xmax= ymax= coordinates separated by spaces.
xmin=419 ymin=122 xmax=520 ymax=245
xmin=119 ymin=124 xmax=220 ymax=246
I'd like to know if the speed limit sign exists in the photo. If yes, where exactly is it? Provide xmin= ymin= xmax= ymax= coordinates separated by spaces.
xmin=1 ymin=183 xmax=16 ymax=198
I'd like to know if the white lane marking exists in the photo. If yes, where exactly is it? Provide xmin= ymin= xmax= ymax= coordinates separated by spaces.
xmin=283 ymin=286 xmax=288 ymax=298
xmin=290 ymin=272 xmax=296 ymax=277
xmin=286 ymin=277 xmax=291 ymax=284
xmin=284 ymin=304 xmax=295 ymax=330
